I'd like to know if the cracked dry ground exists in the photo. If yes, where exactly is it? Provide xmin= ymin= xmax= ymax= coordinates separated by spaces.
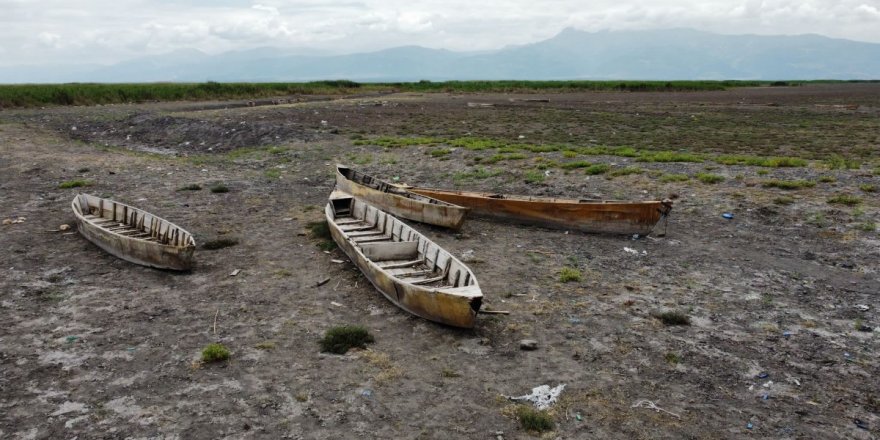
xmin=1 ymin=84 xmax=879 ymax=439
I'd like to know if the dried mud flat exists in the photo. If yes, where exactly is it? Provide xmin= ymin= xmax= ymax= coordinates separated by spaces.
xmin=1 ymin=84 xmax=879 ymax=439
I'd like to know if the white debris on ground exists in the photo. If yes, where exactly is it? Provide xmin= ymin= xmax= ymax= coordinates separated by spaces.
xmin=506 ymin=384 xmax=566 ymax=409
xmin=623 ymin=247 xmax=647 ymax=256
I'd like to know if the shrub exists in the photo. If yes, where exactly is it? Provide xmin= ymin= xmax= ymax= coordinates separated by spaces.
xmin=319 ymin=325 xmax=375 ymax=354
xmin=660 ymin=173 xmax=689 ymax=183
xmin=430 ymin=148 xmax=451 ymax=157
xmin=210 ymin=183 xmax=229 ymax=193
xmin=524 ymin=170 xmax=545 ymax=184
xmin=560 ymin=160 xmax=592 ymax=169
xmin=177 ymin=183 xmax=202 ymax=191
xmin=201 ymin=343 xmax=231 ymax=362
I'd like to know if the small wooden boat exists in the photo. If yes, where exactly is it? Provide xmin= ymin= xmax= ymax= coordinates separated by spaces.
xmin=407 ymin=187 xmax=673 ymax=235
xmin=326 ymin=191 xmax=482 ymax=328
xmin=71 ymin=194 xmax=195 ymax=270
xmin=335 ymin=165 xmax=468 ymax=230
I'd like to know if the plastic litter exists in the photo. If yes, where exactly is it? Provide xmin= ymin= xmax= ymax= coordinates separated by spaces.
xmin=747 ymin=422 xmax=753 ymax=430
xmin=623 ymin=247 xmax=647 ymax=256
xmin=722 ymin=213 xmax=734 ymax=219
xmin=506 ymin=384 xmax=565 ymax=410
xmin=630 ymin=400 xmax=681 ymax=418
xmin=65 ymin=336 xmax=78 ymax=343
xmin=361 ymin=389 xmax=373 ymax=398
xmin=756 ymin=372 xmax=769 ymax=379
xmin=854 ymin=304 xmax=870 ymax=311
xmin=854 ymin=419 xmax=869 ymax=430
xmin=783 ymin=331 xmax=792 ymax=338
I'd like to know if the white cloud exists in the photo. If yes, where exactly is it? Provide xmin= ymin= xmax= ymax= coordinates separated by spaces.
xmin=0 ymin=0 xmax=878 ymax=67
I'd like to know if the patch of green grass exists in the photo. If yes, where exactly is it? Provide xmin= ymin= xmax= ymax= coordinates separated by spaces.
xmin=307 ymin=220 xmax=336 ymax=251
xmin=448 ymin=137 xmax=506 ymax=151
xmin=583 ymin=164 xmax=610 ymax=175
xmin=267 ymin=146 xmax=287 ymax=155
xmin=714 ymin=155 xmax=807 ymax=167
xmin=559 ymin=267 xmax=582 ymax=283
xmin=858 ymin=222 xmax=877 ymax=232
xmin=607 ymin=166 xmax=643 ymax=177
xmin=560 ymin=161 xmax=593 ymax=170
xmin=517 ymin=407 xmax=554 ymax=433
xmin=524 ymin=170 xmax=545 ymax=184
xmin=664 ymin=352 xmax=681 ymax=365
xmin=659 ymin=173 xmax=689 ymax=183
xmin=827 ymin=194 xmax=862 ymax=206
xmin=773 ymin=196 xmax=795 ymax=205
xmin=453 ymin=167 xmax=501 ymax=184
xmin=638 ymin=151 xmax=703 ymax=163
xmin=654 ymin=311 xmax=691 ymax=326
xmin=255 ymin=341 xmax=277 ymax=350
xmin=562 ymin=150 xmax=578 ymax=158
xmin=757 ymin=169 xmax=770 ymax=175
xmin=354 ymin=136 xmax=443 ymax=148
xmin=522 ymin=144 xmax=562 ymax=153
xmin=429 ymin=148 xmax=451 ymax=157
xmin=319 ymin=325 xmax=375 ymax=354
xmin=201 ymin=343 xmax=231 ymax=363
xmin=210 ymin=183 xmax=229 ymax=193
xmin=177 ymin=183 xmax=202 ymax=191
xmin=807 ymin=212 xmax=828 ymax=227
xmin=203 ymin=238 xmax=239 ymax=250
xmin=859 ymin=184 xmax=876 ymax=193
xmin=696 ymin=173 xmax=724 ymax=184
xmin=761 ymin=179 xmax=816 ymax=190
xmin=441 ymin=368 xmax=461 ymax=378
xmin=264 ymin=169 xmax=281 ymax=179
xmin=484 ymin=153 xmax=527 ymax=163
xmin=818 ymin=175 xmax=837 ymax=183
xmin=825 ymin=154 xmax=861 ymax=170
xmin=58 ymin=179 xmax=92 ymax=189
xmin=347 ymin=153 xmax=372 ymax=165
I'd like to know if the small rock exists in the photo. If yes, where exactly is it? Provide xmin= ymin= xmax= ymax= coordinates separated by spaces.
xmin=520 ymin=339 xmax=538 ymax=351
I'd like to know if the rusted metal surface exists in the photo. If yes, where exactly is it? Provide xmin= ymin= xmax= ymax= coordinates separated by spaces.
xmin=335 ymin=165 xmax=468 ymax=230
xmin=409 ymin=187 xmax=673 ymax=235
xmin=326 ymin=191 xmax=482 ymax=328
xmin=71 ymin=194 xmax=195 ymax=270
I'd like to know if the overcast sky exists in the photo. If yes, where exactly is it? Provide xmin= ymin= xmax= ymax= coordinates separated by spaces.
xmin=2 ymin=0 xmax=879 ymax=66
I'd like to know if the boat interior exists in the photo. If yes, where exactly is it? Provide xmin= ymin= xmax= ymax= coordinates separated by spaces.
xmin=338 ymin=166 xmax=449 ymax=205
xmin=74 ymin=194 xmax=194 ymax=247
xmin=330 ymin=196 xmax=475 ymax=289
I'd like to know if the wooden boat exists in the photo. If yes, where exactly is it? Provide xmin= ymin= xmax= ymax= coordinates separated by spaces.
xmin=407 ymin=187 xmax=673 ymax=235
xmin=71 ymin=194 xmax=195 ymax=270
xmin=335 ymin=165 xmax=468 ymax=230
xmin=326 ymin=191 xmax=482 ymax=328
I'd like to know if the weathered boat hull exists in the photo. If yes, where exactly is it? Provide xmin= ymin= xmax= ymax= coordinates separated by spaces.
xmin=336 ymin=165 xmax=468 ymax=230
xmin=408 ymin=188 xmax=672 ymax=235
xmin=71 ymin=194 xmax=195 ymax=270
xmin=326 ymin=191 xmax=482 ymax=328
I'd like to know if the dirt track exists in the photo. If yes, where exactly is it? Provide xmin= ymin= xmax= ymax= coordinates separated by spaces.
xmin=1 ymin=84 xmax=878 ymax=439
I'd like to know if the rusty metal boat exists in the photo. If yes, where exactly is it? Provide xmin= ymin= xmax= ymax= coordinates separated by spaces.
xmin=407 ymin=187 xmax=673 ymax=235
xmin=335 ymin=165 xmax=468 ymax=230
xmin=71 ymin=194 xmax=195 ymax=270
xmin=326 ymin=191 xmax=482 ymax=328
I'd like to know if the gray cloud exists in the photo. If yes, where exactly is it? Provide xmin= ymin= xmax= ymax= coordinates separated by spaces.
xmin=0 ymin=0 xmax=878 ymax=67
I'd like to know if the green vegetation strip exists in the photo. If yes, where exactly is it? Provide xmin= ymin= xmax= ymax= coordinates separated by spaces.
xmin=1 ymin=80 xmax=853 ymax=108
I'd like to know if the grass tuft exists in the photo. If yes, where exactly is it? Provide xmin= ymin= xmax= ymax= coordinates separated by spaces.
xmin=524 ymin=170 xmax=545 ymax=184
xmin=517 ymin=406 xmax=554 ymax=432
xmin=177 ymin=183 xmax=202 ymax=191
xmin=654 ymin=311 xmax=691 ymax=326
xmin=59 ymin=179 xmax=93 ymax=189
xmin=201 ymin=343 xmax=231 ymax=363
xmin=559 ymin=267 xmax=582 ymax=283
xmin=696 ymin=173 xmax=724 ymax=184
xmin=319 ymin=325 xmax=375 ymax=354
xmin=203 ymin=238 xmax=239 ymax=250
xmin=859 ymin=184 xmax=876 ymax=193
xmin=827 ymin=194 xmax=862 ymax=206
xmin=762 ymin=179 xmax=816 ymax=190
xmin=659 ymin=173 xmax=689 ymax=183
xmin=210 ymin=183 xmax=229 ymax=193
xmin=583 ymin=164 xmax=610 ymax=175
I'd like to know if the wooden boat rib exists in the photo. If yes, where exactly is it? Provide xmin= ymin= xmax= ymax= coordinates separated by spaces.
xmin=407 ymin=187 xmax=673 ymax=235
xmin=71 ymin=193 xmax=195 ymax=270
xmin=335 ymin=165 xmax=468 ymax=230
xmin=326 ymin=191 xmax=482 ymax=328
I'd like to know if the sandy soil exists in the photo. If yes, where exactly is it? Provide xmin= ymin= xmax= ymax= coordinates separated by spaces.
xmin=1 ymin=84 xmax=878 ymax=439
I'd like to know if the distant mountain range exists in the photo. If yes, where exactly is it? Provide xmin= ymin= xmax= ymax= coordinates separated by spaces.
xmin=3 ymin=28 xmax=880 ymax=83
